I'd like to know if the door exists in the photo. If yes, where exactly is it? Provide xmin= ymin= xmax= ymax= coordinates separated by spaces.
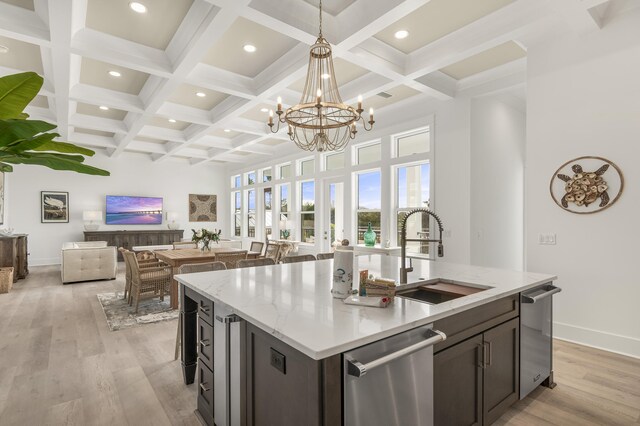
xmin=434 ymin=334 xmax=483 ymax=426
xmin=483 ymin=318 xmax=520 ymax=425
xmin=322 ymin=179 xmax=344 ymax=252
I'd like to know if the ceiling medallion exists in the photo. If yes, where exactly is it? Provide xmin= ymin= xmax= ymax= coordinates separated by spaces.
xmin=267 ymin=0 xmax=374 ymax=152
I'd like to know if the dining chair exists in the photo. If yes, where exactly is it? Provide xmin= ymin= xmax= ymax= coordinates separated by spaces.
xmin=174 ymin=261 xmax=227 ymax=360
xmin=119 ymin=248 xmax=162 ymax=303
xmin=215 ymin=251 xmax=248 ymax=269
xmin=237 ymin=258 xmax=276 ymax=268
xmin=173 ymin=241 xmax=197 ymax=249
xmin=123 ymin=250 xmax=172 ymax=313
xmin=282 ymin=254 xmax=317 ymax=264
xmin=316 ymin=252 xmax=334 ymax=260
xmin=262 ymin=242 xmax=281 ymax=262
xmin=249 ymin=241 xmax=265 ymax=255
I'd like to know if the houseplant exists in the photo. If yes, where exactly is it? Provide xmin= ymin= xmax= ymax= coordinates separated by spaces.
xmin=191 ymin=228 xmax=222 ymax=251
xmin=0 ymin=72 xmax=109 ymax=176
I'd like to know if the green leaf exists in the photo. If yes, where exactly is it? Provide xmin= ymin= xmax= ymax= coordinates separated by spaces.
xmin=0 ymin=163 xmax=13 ymax=172
xmin=32 ymin=140 xmax=96 ymax=156
xmin=0 ymin=72 xmax=43 ymax=119
xmin=0 ymin=119 xmax=57 ymax=147
xmin=0 ymin=153 xmax=110 ymax=176
xmin=3 ymin=133 xmax=57 ymax=153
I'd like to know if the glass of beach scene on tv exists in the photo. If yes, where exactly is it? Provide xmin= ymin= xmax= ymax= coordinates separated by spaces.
xmin=105 ymin=196 xmax=163 ymax=225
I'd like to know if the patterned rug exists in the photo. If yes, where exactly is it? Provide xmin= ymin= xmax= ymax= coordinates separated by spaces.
xmin=97 ymin=291 xmax=179 ymax=331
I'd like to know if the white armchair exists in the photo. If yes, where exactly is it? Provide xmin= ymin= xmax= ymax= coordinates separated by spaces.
xmin=61 ymin=241 xmax=117 ymax=284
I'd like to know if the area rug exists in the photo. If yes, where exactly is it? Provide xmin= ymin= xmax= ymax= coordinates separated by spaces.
xmin=97 ymin=291 xmax=178 ymax=331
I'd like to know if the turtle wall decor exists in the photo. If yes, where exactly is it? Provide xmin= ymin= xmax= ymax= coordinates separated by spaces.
xmin=549 ymin=156 xmax=624 ymax=214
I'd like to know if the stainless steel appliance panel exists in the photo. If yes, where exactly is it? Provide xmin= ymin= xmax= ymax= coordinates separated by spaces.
xmin=213 ymin=303 xmax=243 ymax=426
xmin=344 ymin=324 xmax=445 ymax=426
xmin=520 ymin=283 xmax=561 ymax=399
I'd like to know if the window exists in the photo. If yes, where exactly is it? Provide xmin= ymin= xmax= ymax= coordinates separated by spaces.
xmin=247 ymin=189 xmax=255 ymax=237
xmin=300 ymin=181 xmax=315 ymax=243
xmin=262 ymin=167 xmax=272 ymax=182
xmin=264 ymin=188 xmax=272 ymax=239
xmin=356 ymin=142 xmax=381 ymax=165
xmin=396 ymin=163 xmax=430 ymax=254
xmin=246 ymin=171 xmax=256 ymax=185
xmin=325 ymin=152 xmax=344 ymax=170
xmin=233 ymin=191 xmax=241 ymax=237
xmin=300 ymin=158 xmax=314 ymax=176
xmin=279 ymin=184 xmax=290 ymax=238
xmin=232 ymin=175 xmax=241 ymax=188
xmin=279 ymin=163 xmax=291 ymax=179
xmin=397 ymin=130 xmax=430 ymax=157
xmin=356 ymin=170 xmax=381 ymax=244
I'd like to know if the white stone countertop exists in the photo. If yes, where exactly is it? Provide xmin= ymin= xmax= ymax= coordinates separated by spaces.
xmin=175 ymin=256 xmax=556 ymax=360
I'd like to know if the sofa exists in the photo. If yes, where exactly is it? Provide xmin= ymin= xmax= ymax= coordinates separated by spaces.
xmin=61 ymin=241 xmax=117 ymax=284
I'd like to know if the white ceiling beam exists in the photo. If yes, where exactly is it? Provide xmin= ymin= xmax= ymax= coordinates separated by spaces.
xmin=69 ymin=113 xmax=128 ymax=134
xmin=69 ymin=83 xmax=145 ymax=113
xmin=0 ymin=3 xmax=50 ymax=46
xmin=188 ymin=63 xmax=256 ymax=99
xmin=138 ymin=126 xmax=187 ymax=143
xmin=549 ymin=0 xmax=609 ymax=32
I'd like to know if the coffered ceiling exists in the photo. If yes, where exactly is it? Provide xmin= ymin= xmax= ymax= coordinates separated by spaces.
xmin=0 ymin=0 xmax=625 ymax=167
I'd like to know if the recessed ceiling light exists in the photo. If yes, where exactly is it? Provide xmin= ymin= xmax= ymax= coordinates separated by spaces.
xmin=0 ymin=45 xmax=8 ymax=54
xmin=260 ymin=108 xmax=269 ymax=112
xmin=243 ymin=44 xmax=256 ymax=53
xmin=321 ymin=73 xmax=330 ymax=80
xmin=99 ymin=105 xmax=109 ymax=110
xmin=223 ymin=129 xmax=231 ymax=133
xmin=129 ymin=2 xmax=147 ymax=13
xmin=394 ymin=30 xmax=409 ymax=39
xmin=196 ymin=92 xmax=206 ymax=97
xmin=168 ymin=118 xmax=176 ymax=123
xmin=108 ymin=70 xmax=121 ymax=77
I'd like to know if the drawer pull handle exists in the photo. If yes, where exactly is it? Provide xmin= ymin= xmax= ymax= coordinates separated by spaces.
xmin=200 ymin=383 xmax=210 ymax=392
xmin=200 ymin=339 xmax=211 ymax=347
xmin=199 ymin=305 xmax=210 ymax=313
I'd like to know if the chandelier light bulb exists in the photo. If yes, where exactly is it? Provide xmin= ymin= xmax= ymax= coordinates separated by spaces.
xmin=357 ymin=95 xmax=363 ymax=111
xmin=277 ymin=96 xmax=282 ymax=112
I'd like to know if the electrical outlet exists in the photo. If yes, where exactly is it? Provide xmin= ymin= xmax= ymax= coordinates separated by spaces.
xmin=538 ymin=233 xmax=556 ymax=245
xmin=270 ymin=348 xmax=286 ymax=374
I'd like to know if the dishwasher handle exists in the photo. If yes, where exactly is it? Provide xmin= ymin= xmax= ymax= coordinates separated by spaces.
xmin=521 ymin=285 xmax=562 ymax=304
xmin=346 ymin=329 xmax=446 ymax=378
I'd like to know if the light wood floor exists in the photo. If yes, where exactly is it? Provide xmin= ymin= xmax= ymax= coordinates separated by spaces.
xmin=1 ymin=265 xmax=638 ymax=426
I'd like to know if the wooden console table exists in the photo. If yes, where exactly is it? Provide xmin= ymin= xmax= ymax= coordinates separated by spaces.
xmin=84 ymin=229 xmax=183 ymax=261
xmin=0 ymin=234 xmax=29 ymax=282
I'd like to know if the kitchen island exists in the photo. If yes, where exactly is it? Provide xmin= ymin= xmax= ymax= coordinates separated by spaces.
xmin=176 ymin=256 xmax=557 ymax=426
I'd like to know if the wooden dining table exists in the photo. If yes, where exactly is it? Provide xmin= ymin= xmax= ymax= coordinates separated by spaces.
xmin=155 ymin=247 xmax=259 ymax=309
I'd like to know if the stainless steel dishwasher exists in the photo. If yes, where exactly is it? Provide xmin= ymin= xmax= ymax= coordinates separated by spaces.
xmin=520 ymin=283 xmax=562 ymax=399
xmin=344 ymin=324 xmax=446 ymax=426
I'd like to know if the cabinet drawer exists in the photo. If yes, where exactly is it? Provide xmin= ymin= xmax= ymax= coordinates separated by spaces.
xmin=434 ymin=294 xmax=519 ymax=353
xmin=197 ymin=297 xmax=214 ymax=325
xmin=197 ymin=361 xmax=214 ymax=426
xmin=198 ymin=315 xmax=214 ymax=371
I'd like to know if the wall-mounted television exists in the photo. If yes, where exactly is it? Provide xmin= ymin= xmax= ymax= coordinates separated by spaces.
xmin=105 ymin=195 xmax=163 ymax=225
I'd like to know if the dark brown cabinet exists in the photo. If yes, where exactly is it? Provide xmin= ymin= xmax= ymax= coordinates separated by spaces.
xmin=84 ymin=230 xmax=183 ymax=260
xmin=434 ymin=317 xmax=520 ymax=426
xmin=0 ymin=234 xmax=28 ymax=282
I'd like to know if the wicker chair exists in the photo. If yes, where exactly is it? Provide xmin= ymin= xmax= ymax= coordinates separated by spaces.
xmin=237 ymin=258 xmax=276 ymax=268
xmin=215 ymin=251 xmax=248 ymax=269
xmin=123 ymin=250 xmax=172 ymax=313
xmin=119 ymin=248 xmax=161 ymax=303
xmin=174 ymin=261 xmax=227 ymax=359
xmin=263 ymin=242 xmax=280 ymax=261
xmin=282 ymin=254 xmax=317 ymax=264
xmin=276 ymin=242 xmax=294 ymax=263
xmin=249 ymin=241 xmax=265 ymax=255
xmin=316 ymin=252 xmax=334 ymax=260
xmin=173 ymin=241 xmax=197 ymax=249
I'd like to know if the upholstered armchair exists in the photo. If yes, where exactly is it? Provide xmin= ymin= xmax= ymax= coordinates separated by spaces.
xmin=61 ymin=241 xmax=117 ymax=284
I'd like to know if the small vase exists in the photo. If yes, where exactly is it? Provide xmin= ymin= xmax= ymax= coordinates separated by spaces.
xmin=363 ymin=222 xmax=376 ymax=247
xmin=201 ymin=241 xmax=211 ymax=252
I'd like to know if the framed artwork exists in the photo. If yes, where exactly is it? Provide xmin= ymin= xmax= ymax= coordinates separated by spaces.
xmin=41 ymin=191 xmax=69 ymax=223
xmin=0 ymin=172 xmax=4 ymax=225
xmin=189 ymin=194 xmax=217 ymax=222
xmin=550 ymin=156 xmax=624 ymax=214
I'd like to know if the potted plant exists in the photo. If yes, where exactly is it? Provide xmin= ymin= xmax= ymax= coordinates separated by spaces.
xmin=0 ymin=72 xmax=109 ymax=175
xmin=191 ymin=228 xmax=222 ymax=251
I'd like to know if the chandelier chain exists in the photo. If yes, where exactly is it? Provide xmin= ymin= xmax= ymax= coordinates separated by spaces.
xmin=318 ymin=0 xmax=323 ymax=36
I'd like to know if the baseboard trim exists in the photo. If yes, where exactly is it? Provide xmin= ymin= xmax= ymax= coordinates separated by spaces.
xmin=30 ymin=258 xmax=61 ymax=266
xmin=554 ymin=321 xmax=640 ymax=359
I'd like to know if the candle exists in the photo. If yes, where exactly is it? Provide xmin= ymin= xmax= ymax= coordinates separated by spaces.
xmin=268 ymin=110 xmax=274 ymax=125
xmin=369 ymin=107 xmax=374 ymax=121
xmin=277 ymin=96 xmax=282 ymax=112
xmin=288 ymin=124 xmax=293 ymax=135
xmin=357 ymin=95 xmax=362 ymax=111
xmin=316 ymin=89 xmax=322 ymax=105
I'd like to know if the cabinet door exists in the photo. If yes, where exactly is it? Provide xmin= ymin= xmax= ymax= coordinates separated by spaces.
xmin=483 ymin=317 xmax=520 ymax=425
xmin=434 ymin=334 xmax=483 ymax=426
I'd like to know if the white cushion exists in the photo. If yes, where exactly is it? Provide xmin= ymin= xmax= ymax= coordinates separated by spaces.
xmin=61 ymin=242 xmax=117 ymax=283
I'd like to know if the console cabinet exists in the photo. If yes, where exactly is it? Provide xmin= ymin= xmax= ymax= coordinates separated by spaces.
xmin=84 ymin=230 xmax=183 ymax=260
xmin=0 ymin=234 xmax=29 ymax=282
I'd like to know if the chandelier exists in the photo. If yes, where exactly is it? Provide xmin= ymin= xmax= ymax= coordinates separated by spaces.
xmin=267 ymin=0 xmax=375 ymax=152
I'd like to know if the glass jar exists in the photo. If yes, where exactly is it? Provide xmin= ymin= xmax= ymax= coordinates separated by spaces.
xmin=363 ymin=222 xmax=376 ymax=247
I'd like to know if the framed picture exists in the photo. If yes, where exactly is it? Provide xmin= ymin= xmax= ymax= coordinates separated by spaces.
xmin=41 ymin=191 xmax=69 ymax=223
xmin=189 ymin=194 xmax=217 ymax=222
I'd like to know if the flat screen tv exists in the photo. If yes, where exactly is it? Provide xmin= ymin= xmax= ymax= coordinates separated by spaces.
xmin=105 ymin=195 xmax=163 ymax=225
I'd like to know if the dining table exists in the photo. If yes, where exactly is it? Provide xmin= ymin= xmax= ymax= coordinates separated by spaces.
xmin=154 ymin=247 xmax=260 ymax=309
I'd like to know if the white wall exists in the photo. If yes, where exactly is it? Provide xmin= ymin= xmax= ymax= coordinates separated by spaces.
xmin=526 ymin=9 xmax=640 ymax=357
xmin=471 ymin=96 xmax=525 ymax=270
xmin=5 ymin=153 xmax=227 ymax=265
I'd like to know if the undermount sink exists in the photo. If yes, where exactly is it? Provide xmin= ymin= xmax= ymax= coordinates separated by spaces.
xmin=396 ymin=281 xmax=487 ymax=305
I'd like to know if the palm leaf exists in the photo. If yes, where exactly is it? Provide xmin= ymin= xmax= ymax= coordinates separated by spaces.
xmin=1 ymin=153 xmax=109 ymax=175
xmin=0 ymin=162 xmax=13 ymax=172
xmin=0 ymin=119 xmax=57 ymax=147
xmin=0 ymin=72 xmax=43 ymax=119
xmin=32 ymin=140 xmax=96 ymax=156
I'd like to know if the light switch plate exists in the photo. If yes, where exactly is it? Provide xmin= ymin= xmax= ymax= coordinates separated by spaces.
xmin=538 ymin=233 xmax=556 ymax=245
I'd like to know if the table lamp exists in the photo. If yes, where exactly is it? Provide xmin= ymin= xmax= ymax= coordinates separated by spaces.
xmin=83 ymin=210 xmax=102 ymax=231
xmin=167 ymin=212 xmax=180 ymax=230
